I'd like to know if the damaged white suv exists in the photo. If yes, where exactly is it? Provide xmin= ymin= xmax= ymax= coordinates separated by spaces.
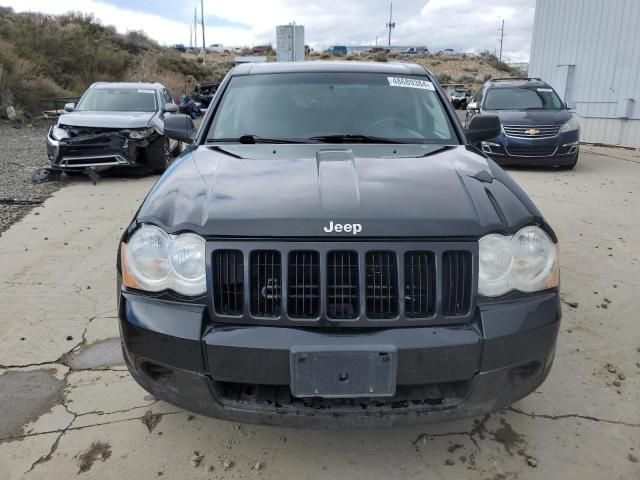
xmin=46 ymin=82 xmax=179 ymax=173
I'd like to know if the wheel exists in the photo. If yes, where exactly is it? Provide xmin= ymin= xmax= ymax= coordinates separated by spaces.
xmin=145 ymin=135 xmax=171 ymax=173
xmin=558 ymin=153 xmax=578 ymax=170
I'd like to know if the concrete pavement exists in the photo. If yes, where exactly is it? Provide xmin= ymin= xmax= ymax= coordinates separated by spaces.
xmin=0 ymin=149 xmax=639 ymax=479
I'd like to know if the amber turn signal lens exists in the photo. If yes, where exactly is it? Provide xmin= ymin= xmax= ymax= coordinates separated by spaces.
xmin=120 ymin=243 xmax=141 ymax=290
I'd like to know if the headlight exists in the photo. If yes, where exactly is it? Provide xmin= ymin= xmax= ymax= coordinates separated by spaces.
xmin=560 ymin=115 xmax=580 ymax=133
xmin=129 ymin=128 xmax=155 ymax=139
xmin=121 ymin=225 xmax=206 ymax=296
xmin=478 ymin=226 xmax=559 ymax=297
xmin=51 ymin=126 xmax=69 ymax=140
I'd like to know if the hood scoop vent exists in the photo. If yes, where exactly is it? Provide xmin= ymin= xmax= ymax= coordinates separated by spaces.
xmin=316 ymin=149 xmax=360 ymax=211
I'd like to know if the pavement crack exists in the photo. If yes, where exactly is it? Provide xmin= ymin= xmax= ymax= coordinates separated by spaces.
xmin=2 ymin=410 xmax=182 ymax=443
xmin=0 ymin=360 xmax=61 ymax=369
xmin=412 ymin=413 xmax=490 ymax=453
xmin=75 ymin=401 xmax=159 ymax=418
xmin=24 ymin=411 xmax=76 ymax=474
xmin=507 ymin=406 xmax=640 ymax=428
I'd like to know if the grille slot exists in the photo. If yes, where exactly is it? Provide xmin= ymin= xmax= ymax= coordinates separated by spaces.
xmin=213 ymin=250 xmax=244 ymax=315
xmin=404 ymin=251 xmax=436 ymax=317
xmin=288 ymin=251 xmax=320 ymax=318
xmin=442 ymin=251 xmax=472 ymax=316
xmin=326 ymin=251 xmax=359 ymax=319
xmin=365 ymin=251 xmax=398 ymax=319
xmin=250 ymin=251 xmax=282 ymax=317
xmin=506 ymin=145 xmax=557 ymax=157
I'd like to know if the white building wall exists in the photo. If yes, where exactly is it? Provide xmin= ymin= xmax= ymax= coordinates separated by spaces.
xmin=529 ymin=0 xmax=640 ymax=147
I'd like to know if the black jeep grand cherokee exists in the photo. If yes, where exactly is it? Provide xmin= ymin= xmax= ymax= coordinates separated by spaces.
xmin=118 ymin=62 xmax=561 ymax=428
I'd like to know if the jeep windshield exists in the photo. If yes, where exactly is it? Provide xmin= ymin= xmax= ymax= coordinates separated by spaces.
xmin=76 ymin=88 xmax=158 ymax=112
xmin=206 ymin=73 xmax=458 ymax=144
xmin=483 ymin=86 xmax=564 ymax=110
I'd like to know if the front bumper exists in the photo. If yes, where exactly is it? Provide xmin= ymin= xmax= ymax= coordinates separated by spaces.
xmin=483 ymin=129 xmax=580 ymax=166
xmin=46 ymin=128 xmax=148 ymax=170
xmin=119 ymin=289 xmax=561 ymax=428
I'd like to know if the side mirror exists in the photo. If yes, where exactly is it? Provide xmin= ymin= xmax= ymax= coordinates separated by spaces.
xmin=466 ymin=102 xmax=478 ymax=111
xmin=63 ymin=103 xmax=75 ymax=112
xmin=466 ymin=114 xmax=501 ymax=144
xmin=164 ymin=103 xmax=179 ymax=113
xmin=164 ymin=114 xmax=196 ymax=143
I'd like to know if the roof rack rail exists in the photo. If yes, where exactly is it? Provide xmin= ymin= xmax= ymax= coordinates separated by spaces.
xmin=489 ymin=77 xmax=542 ymax=82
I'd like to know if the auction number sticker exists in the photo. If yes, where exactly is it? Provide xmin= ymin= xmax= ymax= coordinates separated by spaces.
xmin=138 ymin=89 xmax=155 ymax=94
xmin=537 ymin=88 xmax=553 ymax=92
xmin=387 ymin=77 xmax=435 ymax=90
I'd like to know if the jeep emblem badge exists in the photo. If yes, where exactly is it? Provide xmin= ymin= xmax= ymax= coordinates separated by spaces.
xmin=323 ymin=221 xmax=362 ymax=235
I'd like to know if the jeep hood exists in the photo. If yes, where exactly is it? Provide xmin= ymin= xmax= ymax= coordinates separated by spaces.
xmin=58 ymin=111 xmax=155 ymax=129
xmin=136 ymin=144 xmax=544 ymax=238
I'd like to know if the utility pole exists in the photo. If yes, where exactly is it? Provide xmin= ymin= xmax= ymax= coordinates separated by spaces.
xmin=189 ymin=24 xmax=193 ymax=49
xmin=386 ymin=2 xmax=395 ymax=47
xmin=193 ymin=7 xmax=198 ymax=50
xmin=498 ymin=19 xmax=505 ymax=61
xmin=201 ymin=0 xmax=206 ymax=64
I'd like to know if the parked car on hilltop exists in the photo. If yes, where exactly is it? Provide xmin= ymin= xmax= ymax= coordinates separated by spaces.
xmin=465 ymin=77 xmax=580 ymax=169
xmin=46 ymin=82 xmax=180 ymax=173
xmin=172 ymin=44 xmax=187 ymax=53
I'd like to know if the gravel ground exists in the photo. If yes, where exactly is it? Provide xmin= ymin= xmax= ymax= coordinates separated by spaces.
xmin=0 ymin=121 xmax=61 ymax=234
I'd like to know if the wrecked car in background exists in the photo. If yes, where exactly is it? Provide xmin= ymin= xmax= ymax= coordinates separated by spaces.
xmin=46 ymin=82 xmax=179 ymax=173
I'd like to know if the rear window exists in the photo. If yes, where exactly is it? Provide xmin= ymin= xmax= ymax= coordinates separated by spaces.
xmin=207 ymin=72 xmax=458 ymax=144
xmin=483 ymin=87 xmax=563 ymax=110
xmin=76 ymin=88 xmax=158 ymax=112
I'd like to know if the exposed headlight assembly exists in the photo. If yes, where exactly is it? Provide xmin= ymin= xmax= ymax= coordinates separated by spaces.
xmin=128 ymin=128 xmax=156 ymax=139
xmin=51 ymin=126 xmax=69 ymax=140
xmin=478 ymin=226 xmax=559 ymax=297
xmin=121 ymin=224 xmax=206 ymax=296
xmin=560 ymin=115 xmax=580 ymax=133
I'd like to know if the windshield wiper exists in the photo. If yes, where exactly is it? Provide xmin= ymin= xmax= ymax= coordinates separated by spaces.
xmin=309 ymin=134 xmax=405 ymax=144
xmin=207 ymin=134 xmax=306 ymax=144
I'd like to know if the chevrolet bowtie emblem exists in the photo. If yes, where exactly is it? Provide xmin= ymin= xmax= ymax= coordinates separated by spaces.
xmin=525 ymin=128 xmax=541 ymax=136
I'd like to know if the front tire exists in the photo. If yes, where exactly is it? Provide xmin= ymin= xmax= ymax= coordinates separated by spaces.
xmin=145 ymin=135 xmax=171 ymax=173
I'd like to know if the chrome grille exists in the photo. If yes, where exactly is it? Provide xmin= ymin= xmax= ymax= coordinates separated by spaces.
xmin=503 ymin=124 xmax=561 ymax=139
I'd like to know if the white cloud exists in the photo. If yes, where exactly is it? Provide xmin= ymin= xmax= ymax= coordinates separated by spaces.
xmin=0 ymin=0 xmax=535 ymax=60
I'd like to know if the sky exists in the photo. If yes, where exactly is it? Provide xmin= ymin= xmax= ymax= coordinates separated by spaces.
xmin=0 ymin=0 xmax=536 ymax=62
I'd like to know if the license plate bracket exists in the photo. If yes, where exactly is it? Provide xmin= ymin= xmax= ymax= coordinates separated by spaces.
xmin=290 ymin=345 xmax=397 ymax=398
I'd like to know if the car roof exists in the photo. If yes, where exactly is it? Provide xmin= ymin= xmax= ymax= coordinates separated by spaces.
xmin=484 ymin=77 xmax=550 ymax=89
xmin=90 ymin=82 xmax=164 ymax=90
xmin=231 ymin=61 xmax=428 ymax=76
